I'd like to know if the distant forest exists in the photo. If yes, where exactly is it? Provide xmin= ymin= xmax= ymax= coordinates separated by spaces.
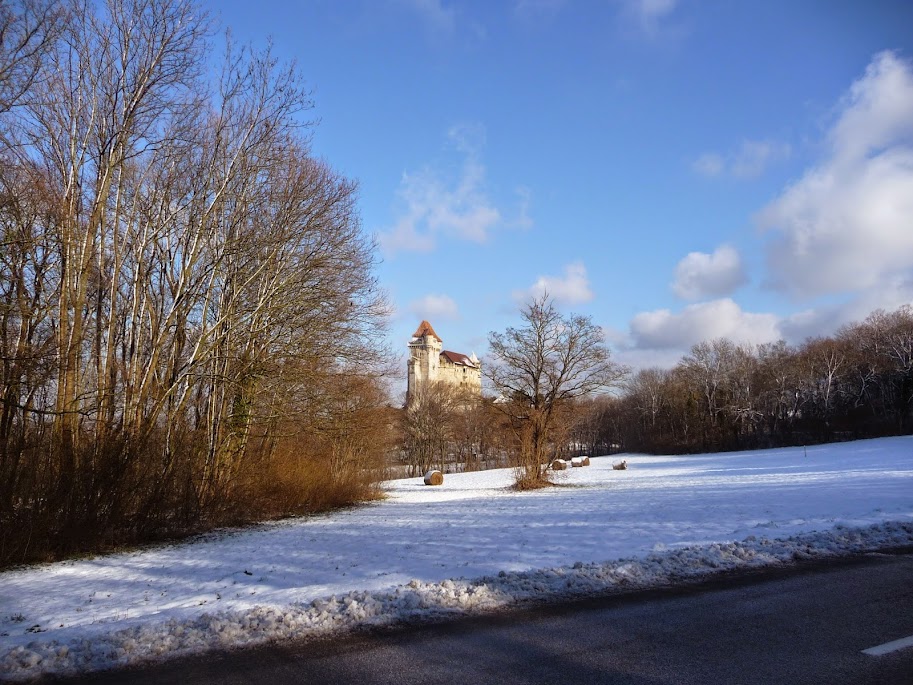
xmin=569 ymin=306 xmax=913 ymax=456
xmin=397 ymin=305 xmax=913 ymax=477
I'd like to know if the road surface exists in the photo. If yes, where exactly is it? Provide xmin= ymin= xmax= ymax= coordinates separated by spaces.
xmin=51 ymin=551 xmax=913 ymax=684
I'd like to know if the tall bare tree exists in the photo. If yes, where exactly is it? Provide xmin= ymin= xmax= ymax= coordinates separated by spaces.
xmin=0 ymin=0 xmax=62 ymax=113
xmin=486 ymin=293 xmax=626 ymax=487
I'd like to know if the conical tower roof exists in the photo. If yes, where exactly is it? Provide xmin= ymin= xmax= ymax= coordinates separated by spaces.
xmin=412 ymin=320 xmax=442 ymax=342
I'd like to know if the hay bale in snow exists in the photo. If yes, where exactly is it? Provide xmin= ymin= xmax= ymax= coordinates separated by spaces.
xmin=552 ymin=459 xmax=568 ymax=471
xmin=581 ymin=456 xmax=591 ymax=466
xmin=570 ymin=457 xmax=585 ymax=467
xmin=612 ymin=460 xmax=628 ymax=470
xmin=423 ymin=469 xmax=444 ymax=485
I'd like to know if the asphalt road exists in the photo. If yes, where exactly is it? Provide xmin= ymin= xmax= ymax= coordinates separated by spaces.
xmin=52 ymin=551 xmax=913 ymax=685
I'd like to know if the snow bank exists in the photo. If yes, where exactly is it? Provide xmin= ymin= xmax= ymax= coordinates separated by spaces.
xmin=2 ymin=436 xmax=912 ymax=681
xmin=3 ymin=520 xmax=912 ymax=681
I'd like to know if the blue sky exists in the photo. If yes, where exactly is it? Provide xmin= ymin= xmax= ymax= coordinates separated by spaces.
xmin=215 ymin=0 xmax=913 ymax=388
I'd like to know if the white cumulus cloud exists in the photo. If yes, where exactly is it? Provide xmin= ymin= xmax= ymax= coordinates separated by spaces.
xmin=692 ymin=140 xmax=790 ymax=179
xmin=515 ymin=261 xmax=594 ymax=306
xmin=409 ymin=293 xmax=459 ymax=321
xmin=731 ymin=140 xmax=792 ymax=179
xmin=379 ymin=126 xmax=502 ymax=255
xmin=779 ymin=275 xmax=913 ymax=342
xmin=691 ymin=153 xmax=724 ymax=177
xmin=759 ymin=51 xmax=913 ymax=299
xmin=672 ymin=245 xmax=748 ymax=300
xmin=629 ymin=299 xmax=781 ymax=350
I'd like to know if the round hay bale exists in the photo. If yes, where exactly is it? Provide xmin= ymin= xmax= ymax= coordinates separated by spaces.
xmin=423 ymin=469 xmax=444 ymax=486
xmin=581 ymin=456 xmax=591 ymax=466
xmin=552 ymin=459 xmax=568 ymax=471
xmin=570 ymin=457 xmax=584 ymax=467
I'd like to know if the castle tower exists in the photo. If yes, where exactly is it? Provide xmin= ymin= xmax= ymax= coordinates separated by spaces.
xmin=407 ymin=320 xmax=443 ymax=402
xmin=407 ymin=320 xmax=482 ymax=405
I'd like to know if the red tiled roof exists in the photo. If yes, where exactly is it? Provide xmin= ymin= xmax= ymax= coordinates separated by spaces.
xmin=412 ymin=320 xmax=442 ymax=341
xmin=441 ymin=350 xmax=478 ymax=368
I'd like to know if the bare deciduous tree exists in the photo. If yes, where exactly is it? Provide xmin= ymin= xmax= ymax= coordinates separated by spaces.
xmin=0 ymin=0 xmax=62 ymax=113
xmin=601 ymin=305 xmax=913 ymax=456
xmin=486 ymin=293 xmax=627 ymax=488
xmin=0 ymin=0 xmax=392 ymax=565
xmin=401 ymin=381 xmax=463 ymax=476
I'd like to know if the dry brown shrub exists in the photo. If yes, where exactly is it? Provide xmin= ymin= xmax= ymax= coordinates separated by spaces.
xmin=254 ymin=430 xmax=386 ymax=518
xmin=512 ymin=470 xmax=554 ymax=491
xmin=0 ymin=417 xmax=388 ymax=568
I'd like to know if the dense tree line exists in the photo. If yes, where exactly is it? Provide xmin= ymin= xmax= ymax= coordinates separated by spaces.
xmin=399 ymin=382 xmax=505 ymax=477
xmin=581 ymin=306 xmax=913 ymax=455
xmin=0 ymin=0 xmax=391 ymax=566
xmin=401 ymin=303 xmax=913 ymax=481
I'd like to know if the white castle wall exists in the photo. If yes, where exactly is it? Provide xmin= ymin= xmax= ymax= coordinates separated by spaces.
xmin=407 ymin=323 xmax=481 ymax=402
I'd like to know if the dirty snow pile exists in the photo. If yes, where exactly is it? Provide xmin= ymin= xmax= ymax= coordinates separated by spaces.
xmin=2 ymin=437 xmax=912 ymax=681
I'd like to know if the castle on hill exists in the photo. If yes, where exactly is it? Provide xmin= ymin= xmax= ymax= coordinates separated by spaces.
xmin=407 ymin=320 xmax=482 ymax=403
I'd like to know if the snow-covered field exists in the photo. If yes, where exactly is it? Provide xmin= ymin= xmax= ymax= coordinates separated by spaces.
xmin=2 ymin=437 xmax=913 ymax=681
